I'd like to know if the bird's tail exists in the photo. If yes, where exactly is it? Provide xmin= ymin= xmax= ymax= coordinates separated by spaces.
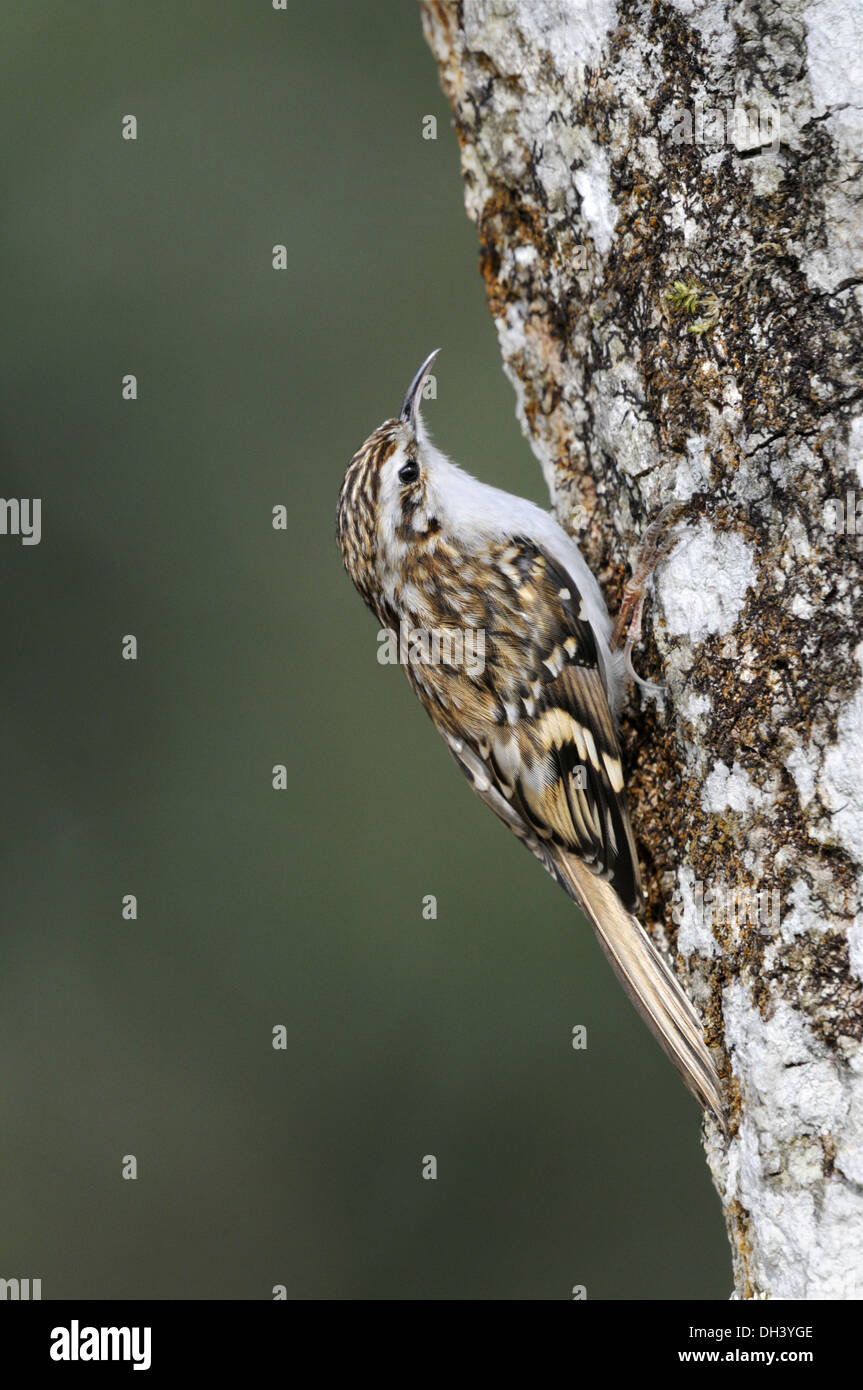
xmin=555 ymin=853 xmax=727 ymax=1134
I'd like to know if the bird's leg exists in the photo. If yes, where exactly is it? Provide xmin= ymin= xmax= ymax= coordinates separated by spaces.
xmin=612 ymin=503 xmax=686 ymax=695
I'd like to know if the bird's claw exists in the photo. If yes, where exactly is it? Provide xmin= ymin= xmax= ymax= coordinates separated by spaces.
xmin=612 ymin=502 xmax=685 ymax=697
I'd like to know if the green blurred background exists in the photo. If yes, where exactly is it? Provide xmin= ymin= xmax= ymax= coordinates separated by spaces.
xmin=0 ymin=1 xmax=728 ymax=1298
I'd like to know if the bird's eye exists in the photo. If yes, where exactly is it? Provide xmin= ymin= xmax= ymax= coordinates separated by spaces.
xmin=398 ymin=459 xmax=420 ymax=485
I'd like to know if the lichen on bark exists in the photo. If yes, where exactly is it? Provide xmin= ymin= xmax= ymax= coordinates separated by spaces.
xmin=420 ymin=0 xmax=863 ymax=1298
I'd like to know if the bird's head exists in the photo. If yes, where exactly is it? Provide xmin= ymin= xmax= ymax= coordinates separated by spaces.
xmin=337 ymin=349 xmax=445 ymax=615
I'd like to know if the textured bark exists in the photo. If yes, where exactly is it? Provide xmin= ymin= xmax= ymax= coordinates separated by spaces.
xmin=420 ymin=0 xmax=863 ymax=1298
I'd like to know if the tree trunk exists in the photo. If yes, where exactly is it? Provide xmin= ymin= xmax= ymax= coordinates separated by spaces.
xmin=419 ymin=0 xmax=863 ymax=1299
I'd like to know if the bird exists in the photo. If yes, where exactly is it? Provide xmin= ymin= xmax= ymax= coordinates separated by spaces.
xmin=336 ymin=349 xmax=726 ymax=1132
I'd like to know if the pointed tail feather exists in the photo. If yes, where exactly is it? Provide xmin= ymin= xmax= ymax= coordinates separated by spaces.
xmin=555 ymin=853 xmax=727 ymax=1134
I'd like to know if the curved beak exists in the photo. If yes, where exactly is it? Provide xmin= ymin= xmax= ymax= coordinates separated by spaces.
xmin=399 ymin=348 xmax=440 ymax=426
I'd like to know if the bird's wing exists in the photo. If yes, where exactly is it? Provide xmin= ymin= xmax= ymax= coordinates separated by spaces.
xmin=411 ymin=535 xmax=641 ymax=910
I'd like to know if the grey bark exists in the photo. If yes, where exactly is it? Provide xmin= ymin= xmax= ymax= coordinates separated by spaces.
xmin=420 ymin=0 xmax=863 ymax=1299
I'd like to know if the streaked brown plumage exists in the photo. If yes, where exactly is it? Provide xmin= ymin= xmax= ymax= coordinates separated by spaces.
xmin=337 ymin=351 xmax=726 ymax=1132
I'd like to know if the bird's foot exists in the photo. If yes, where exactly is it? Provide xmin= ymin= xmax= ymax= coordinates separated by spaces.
xmin=612 ymin=503 xmax=687 ymax=697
